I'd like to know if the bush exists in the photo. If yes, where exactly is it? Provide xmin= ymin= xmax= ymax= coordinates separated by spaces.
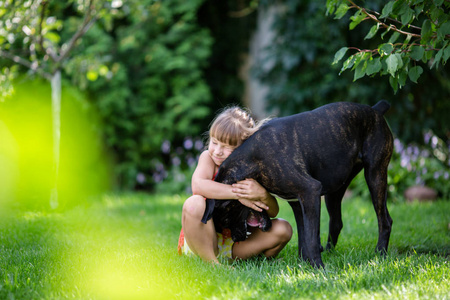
xmin=75 ymin=0 xmax=214 ymax=190
xmin=148 ymin=137 xmax=205 ymax=195
xmin=349 ymin=131 xmax=450 ymax=201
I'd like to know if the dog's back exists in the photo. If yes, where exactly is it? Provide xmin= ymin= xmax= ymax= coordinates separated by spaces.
xmin=215 ymin=102 xmax=392 ymax=199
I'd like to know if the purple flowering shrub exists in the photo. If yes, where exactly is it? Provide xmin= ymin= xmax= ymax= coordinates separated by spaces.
xmin=145 ymin=137 xmax=205 ymax=194
xmin=349 ymin=130 xmax=449 ymax=201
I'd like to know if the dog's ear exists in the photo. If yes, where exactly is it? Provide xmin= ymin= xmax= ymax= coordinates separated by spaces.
xmin=230 ymin=205 xmax=250 ymax=242
xmin=261 ymin=210 xmax=272 ymax=232
xmin=213 ymin=200 xmax=232 ymax=231
xmin=231 ymin=216 xmax=248 ymax=242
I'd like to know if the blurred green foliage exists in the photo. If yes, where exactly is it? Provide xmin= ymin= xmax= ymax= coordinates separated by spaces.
xmin=0 ymin=79 xmax=113 ymax=209
xmin=69 ymin=0 xmax=215 ymax=189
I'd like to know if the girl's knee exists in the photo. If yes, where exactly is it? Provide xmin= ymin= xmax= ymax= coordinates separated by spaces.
xmin=272 ymin=219 xmax=293 ymax=242
xmin=182 ymin=195 xmax=205 ymax=219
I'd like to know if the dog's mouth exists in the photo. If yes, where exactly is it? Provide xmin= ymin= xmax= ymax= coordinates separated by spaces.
xmin=246 ymin=211 xmax=265 ymax=228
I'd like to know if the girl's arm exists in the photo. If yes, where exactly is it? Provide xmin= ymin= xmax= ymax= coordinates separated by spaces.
xmin=191 ymin=151 xmax=237 ymax=200
xmin=191 ymin=151 xmax=269 ymax=212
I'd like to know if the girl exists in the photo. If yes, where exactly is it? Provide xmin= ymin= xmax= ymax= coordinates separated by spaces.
xmin=178 ymin=106 xmax=293 ymax=264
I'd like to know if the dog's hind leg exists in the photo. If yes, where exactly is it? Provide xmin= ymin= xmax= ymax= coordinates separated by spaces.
xmin=365 ymin=170 xmax=392 ymax=253
xmin=363 ymin=126 xmax=393 ymax=254
xmin=365 ymin=164 xmax=393 ymax=254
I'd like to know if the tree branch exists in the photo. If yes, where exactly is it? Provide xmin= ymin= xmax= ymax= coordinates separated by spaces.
xmin=347 ymin=0 xmax=421 ymax=38
xmin=56 ymin=0 xmax=99 ymax=65
xmin=0 ymin=50 xmax=52 ymax=80
xmin=367 ymin=8 xmax=422 ymax=32
xmin=37 ymin=0 xmax=48 ymax=53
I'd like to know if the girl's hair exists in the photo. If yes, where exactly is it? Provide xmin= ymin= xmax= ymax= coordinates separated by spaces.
xmin=208 ymin=106 xmax=270 ymax=147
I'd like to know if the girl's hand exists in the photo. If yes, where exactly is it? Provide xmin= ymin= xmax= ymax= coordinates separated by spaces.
xmin=232 ymin=179 xmax=268 ymax=200
xmin=232 ymin=178 xmax=279 ymax=217
xmin=232 ymin=179 xmax=270 ymax=209
xmin=237 ymin=198 xmax=269 ymax=212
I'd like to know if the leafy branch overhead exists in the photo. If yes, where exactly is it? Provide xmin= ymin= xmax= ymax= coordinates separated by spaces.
xmin=327 ymin=0 xmax=450 ymax=92
xmin=0 ymin=0 xmax=112 ymax=92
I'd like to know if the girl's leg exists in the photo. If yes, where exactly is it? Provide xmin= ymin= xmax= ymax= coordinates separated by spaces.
xmin=232 ymin=218 xmax=293 ymax=260
xmin=182 ymin=195 xmax=220 ymax=263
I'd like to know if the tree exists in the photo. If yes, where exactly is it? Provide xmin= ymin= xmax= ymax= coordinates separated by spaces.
xmin=327 ymin=0 xmax=450 ymax=92
xmin=0 ymin=0 xmax=114 ymax=208
xmin=253 ymin=0 xmax=449 ymax=146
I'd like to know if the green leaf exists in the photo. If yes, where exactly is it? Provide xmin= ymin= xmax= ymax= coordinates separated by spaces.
xmin=426 ymin=49 xmax=434 ymax=60
xmin=410 ymin=46 xmax=425 ymax=60
xmin=401 ymin=8 xmax=414 ymax=25
xmin=443 ymin=44 xmax=450 ymax=63
xmin=402 ymin=34 xmax=412 ymax=48
xmin=365 ymin=25 xmax=379 ymax=40
xmin=333 ymin=47 xmax=348 ymax=65
xmin=421 ymin=19 xmax=432 ymax=44
xmin=437 ymin=21 xmax=450 ymax=41
xmin=349 ymin=10 xmax=366 ymax=30
xmin=396 ymin=53 xmax=404 ymax=69
xmin=389 ymin=32 xmax=401 ymax=44
xmin=389 ymin=75 xmax=399 ymax=94
xmin=408 ymin=65 xmax=423 ymax=83
xmin=431 ymin=48 xmax=444 ymax=69
xmin=379 ymin=43 xmax=394 ymax=55
xmin=340 ymin=55 xmax=356 ymax=75
xmin=381 ymin=1 xmax=395 ymax=19
xmin=430 ymin=6 xmax=443 ymax=22
xmin=334 ymin=3 xmax=350 ymax=19
xmin=354 ymin=62 xmax=366 ymax=81
xmin=353 ymin=53 xmax=369 ymax=81
xmin=326 ymin=0 xmax=339 ymax=15
xmin=386 ymin=54 xmax=399 ymax=76
xmin=44 ymin=32 xmax=61 ymax=44
xmin=366 ymin=57 xmax=382 ymax=75
xmin=414 ymin=4 xmax=425 ymax=19
xmin=87 ymin=70 xmax=99 ymax=81
xmin=393 ymin=0 xmax=408 ymax=15
xmin=398 ymin=69 xmax=408 ymax=87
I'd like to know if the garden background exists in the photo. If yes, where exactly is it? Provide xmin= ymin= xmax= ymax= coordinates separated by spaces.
xmin=0 ymin=0 xmax=449 ymax=299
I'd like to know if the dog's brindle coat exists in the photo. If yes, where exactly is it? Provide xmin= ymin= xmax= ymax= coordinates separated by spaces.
xmin=201 ymin=101 xmax=394 ymax=268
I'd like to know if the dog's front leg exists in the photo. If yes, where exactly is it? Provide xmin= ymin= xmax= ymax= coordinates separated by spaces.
xmin=288 ymin=200 xmax=307 ymax=259
xmin=299 ymin=181 xmax=324 ymax=268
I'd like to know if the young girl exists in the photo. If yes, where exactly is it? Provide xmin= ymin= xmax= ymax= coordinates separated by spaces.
xmin=178 ymin=106 xmax=293 ymax=264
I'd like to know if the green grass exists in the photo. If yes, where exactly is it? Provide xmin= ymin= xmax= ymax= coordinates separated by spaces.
xmin=0 ymin=194 xmax=449 ymax=299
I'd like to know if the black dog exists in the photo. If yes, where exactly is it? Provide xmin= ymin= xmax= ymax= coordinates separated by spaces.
xmin=202 ymin=101 xmax=393 ymax=268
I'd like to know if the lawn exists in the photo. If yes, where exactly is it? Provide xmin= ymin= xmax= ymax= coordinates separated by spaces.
xmin=0 ymin=194 xmax=448 ymax=299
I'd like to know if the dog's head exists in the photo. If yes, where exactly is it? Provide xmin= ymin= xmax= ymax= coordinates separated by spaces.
xmin=213 ymin=200 xmax=272 ymax=242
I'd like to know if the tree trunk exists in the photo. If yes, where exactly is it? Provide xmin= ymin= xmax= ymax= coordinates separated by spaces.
xmin=50 ymin=70 xmax=61 ymax=209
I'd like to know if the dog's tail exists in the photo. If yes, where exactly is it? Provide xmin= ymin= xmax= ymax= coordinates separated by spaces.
xmin=372 ymin=100 xmax=391 ymax=115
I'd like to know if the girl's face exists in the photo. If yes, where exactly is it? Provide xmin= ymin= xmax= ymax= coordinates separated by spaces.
xmin=208 ymin=137 xmax=237 ymax=166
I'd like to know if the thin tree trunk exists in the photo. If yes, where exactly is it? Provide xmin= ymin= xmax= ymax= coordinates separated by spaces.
xmin=50 ymin=70 xmax=61 ymax=209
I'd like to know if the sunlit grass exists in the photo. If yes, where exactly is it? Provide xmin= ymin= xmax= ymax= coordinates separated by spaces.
xmin=0 ymin=194 xmax=448 ymax=299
